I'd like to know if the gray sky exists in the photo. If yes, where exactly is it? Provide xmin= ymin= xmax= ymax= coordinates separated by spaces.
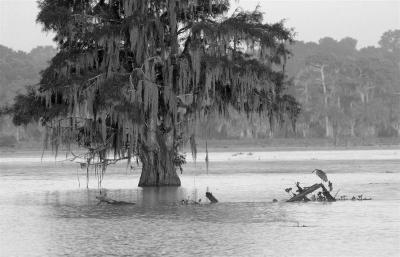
xmin=0 ymin=0 xmax=399 ymax=52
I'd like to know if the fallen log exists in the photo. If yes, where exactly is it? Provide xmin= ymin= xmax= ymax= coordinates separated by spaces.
xmin=287 ymin=183 xmax=321 ymax=202
xmin=287 ymin=183 xmax=335 ymax=202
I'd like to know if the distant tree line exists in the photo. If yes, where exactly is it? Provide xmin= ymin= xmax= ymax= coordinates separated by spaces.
xmin=197 ymin=30 xmax=400 ymax=143
xmin=0 ymin=45 xmax=56 ymax=146
xmin=289 ymin=30 xmax=399 ymax=143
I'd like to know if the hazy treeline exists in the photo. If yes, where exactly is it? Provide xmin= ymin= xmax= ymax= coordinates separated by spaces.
xmin=0 ymin=45 xmax=57 ymax=104
xmin=290 ymin=30 xmax=399 ymax=142
xmin=0 ymin=45 xmax=57 ymax=146
xmin=198 ymin=30 xmax=400 ymax=143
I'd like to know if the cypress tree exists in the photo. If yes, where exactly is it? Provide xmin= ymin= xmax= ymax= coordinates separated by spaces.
xmin=11 ymin=0 xmax=299 ymax=187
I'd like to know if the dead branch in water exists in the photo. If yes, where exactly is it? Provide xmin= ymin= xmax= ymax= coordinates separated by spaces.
xmin=287 ymin=183 xmax=335 ymax=202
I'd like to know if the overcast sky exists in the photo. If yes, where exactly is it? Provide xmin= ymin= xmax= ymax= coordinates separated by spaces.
xmin=0 ymin=0 xmax=399 ymax=52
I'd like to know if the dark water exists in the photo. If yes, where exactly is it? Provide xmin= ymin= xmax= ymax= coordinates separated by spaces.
xmin=0 ymin=151 xmax=399 ymax=257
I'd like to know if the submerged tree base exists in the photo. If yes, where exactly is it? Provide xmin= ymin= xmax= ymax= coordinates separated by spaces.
xmin=138 ymin=174 xmax=181 ymax=187
xmin=138 ymin=133 xmax=182 ymax=187
xmin=138 ymin=143 xmax=181 ymax=187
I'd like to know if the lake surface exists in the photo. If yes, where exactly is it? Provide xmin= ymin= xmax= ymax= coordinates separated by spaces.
xmin=0 ymin=149 xmax=399 ymax=257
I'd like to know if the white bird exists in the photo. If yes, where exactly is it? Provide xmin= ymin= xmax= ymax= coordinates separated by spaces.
xmin=312 ymin=169 xmax=328 ymax=183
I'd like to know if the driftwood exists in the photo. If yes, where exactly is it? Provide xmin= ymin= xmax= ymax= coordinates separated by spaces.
xmin=206 ymin=192 xmax=218 ymax=203
xmin=287 ymin=183 xmax=335 ymax=202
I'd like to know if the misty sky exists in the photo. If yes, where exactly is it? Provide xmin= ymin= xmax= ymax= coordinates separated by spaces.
xmin=0 ymin=0 xmax=399 ymax=52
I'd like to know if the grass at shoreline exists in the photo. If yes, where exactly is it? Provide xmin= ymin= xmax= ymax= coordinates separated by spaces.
xmin=188 ymin=137 xmax=400 ymax=152
xmin=1 ymin=137 xmax=399 ymax=154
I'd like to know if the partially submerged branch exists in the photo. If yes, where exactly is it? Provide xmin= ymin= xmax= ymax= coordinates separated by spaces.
xmin=287 ymin=183 xmax=335 ymax=202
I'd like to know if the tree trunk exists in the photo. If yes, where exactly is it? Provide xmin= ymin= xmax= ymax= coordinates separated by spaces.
xmin=319 ymin=65 xmax=331 ymax=138
xmin=302 ymin=124 xmax=307 ymax=138
xmin=137 ymin=0 xmax=182 ymax=187
xmin=268 ymin=115 xmax=275 ymax=138
xmin=350 ymin=121 xmax=356 ymax=137
xmin=333 ymin=122 xmax=339 ymax=146
xmin=138 ymin=132 xmax=181 ymax=187
xmin=325 ymin=116 xmax=330 ymax=138
xmin=15 ymin=126 xmax=20 ymax=142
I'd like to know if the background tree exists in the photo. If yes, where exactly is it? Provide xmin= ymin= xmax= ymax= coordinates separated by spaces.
xmin=288 ymin=31 xmax=400 ymax=142
xmin=9 ymin=0 xmax=297 ymax=187
xmin=0 ymin=45 xmax=56 ymax=145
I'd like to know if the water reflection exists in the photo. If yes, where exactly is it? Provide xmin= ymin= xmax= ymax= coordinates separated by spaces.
xmin=41 ymin=188 xmax=292 ymax=226
xmin=140 ymin=187 xmax=186 ymax=206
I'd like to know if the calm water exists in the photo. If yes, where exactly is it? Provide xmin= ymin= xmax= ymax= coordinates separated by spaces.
xmin=0 ymin=150 xmax=399 ymax=257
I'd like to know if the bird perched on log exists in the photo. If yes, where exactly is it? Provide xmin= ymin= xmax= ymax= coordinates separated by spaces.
xmin=312 ymin=169 xmax=328 ymax=182
xmin=295 ymin=182 xmax=304 ymax=193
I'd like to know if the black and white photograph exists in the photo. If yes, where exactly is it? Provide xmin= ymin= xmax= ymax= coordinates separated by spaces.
xmin=0 ymin=0 xmax=399 ymax=256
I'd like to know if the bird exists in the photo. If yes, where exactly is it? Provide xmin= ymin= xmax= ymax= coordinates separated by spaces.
xmin=312 ymin=169 xmax=328 ymax=183
xmin=284 ymin=187 xmax=293 ymax=196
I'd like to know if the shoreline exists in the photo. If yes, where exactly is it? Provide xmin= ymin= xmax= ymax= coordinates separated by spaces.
xmin=188 ymin=138 xmax=400 ymax=153
xmin=2 ymin=140 xmax=400 ymax=153
xmin=0 ymin=148 xmax=399 ymax=164
xmin=1 ymin=137 xmax=400 ymax=153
